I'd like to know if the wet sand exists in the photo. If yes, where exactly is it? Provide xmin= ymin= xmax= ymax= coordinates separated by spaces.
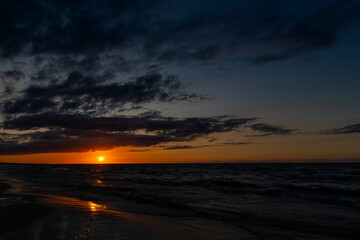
xmin=0 ymin=178 xmax=251 ymax=239
xmin=0 ymin=180 xmax=51 ymax=236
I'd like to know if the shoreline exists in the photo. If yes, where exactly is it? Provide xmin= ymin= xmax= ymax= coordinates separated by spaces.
xmin=2 ymin=163 xmax=358 ymax=240
xmin=0 ymin=177 xmax=249 ymax=240
xmin=0 ymin=179 xmax=51 ymax=236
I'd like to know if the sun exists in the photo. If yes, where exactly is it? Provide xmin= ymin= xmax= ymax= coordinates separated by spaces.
xmin=99 ymin=156 xmax=104 ymax=162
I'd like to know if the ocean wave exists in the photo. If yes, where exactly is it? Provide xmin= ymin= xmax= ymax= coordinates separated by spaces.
xmin=282 ymin=184 xmax=360 ymax=196
xmin=1 ymin=162 xmax=360 ymax=236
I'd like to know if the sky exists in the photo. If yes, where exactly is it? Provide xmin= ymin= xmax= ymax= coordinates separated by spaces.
xmin=0 ymin=0 xmax=359 ymax=164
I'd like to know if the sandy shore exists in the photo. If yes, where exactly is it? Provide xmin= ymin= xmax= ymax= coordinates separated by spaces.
xmin=0 ymin=179 xmax=51 ymax=236
xmin=0 ymin=178 xmax=250 ymax=240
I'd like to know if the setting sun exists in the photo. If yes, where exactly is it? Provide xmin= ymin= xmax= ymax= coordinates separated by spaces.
xmin=99 ymin=156 xmax=104 ymax=162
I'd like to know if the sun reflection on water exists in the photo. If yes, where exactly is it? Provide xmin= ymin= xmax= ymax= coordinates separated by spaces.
xmin=88 ymin=202 xmax=106 ymax=212
xmin=39 ymin=195 xmax=127 ymax=239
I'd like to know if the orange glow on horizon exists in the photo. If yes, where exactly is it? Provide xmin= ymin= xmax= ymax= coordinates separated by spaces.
xmin=0 ymin=134 xmax=359 ymax=164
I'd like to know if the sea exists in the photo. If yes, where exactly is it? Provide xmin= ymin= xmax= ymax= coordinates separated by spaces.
xmin=0 ymin=163 xmax=359 ymax=239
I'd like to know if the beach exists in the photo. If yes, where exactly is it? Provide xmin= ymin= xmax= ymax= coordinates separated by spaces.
xmin=1 ymin=0 xmax=359 ymax=238
xmin=0 ymin=176 xmax=247 ymax=239
xmin=0 ymin=163 xmax=359 ymax=239
xmin=0 ymin=179 xmax=51 ymax=236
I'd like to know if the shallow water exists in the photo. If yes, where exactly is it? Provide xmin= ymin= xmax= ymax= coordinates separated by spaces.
xmin=1 ymin=163 xmax=360 ymax=239
xmin=3 ymin=194 xmax=245 ymax=240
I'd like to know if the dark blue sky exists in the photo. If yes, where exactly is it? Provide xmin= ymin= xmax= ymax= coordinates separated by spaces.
xmin=0 ymin=0 xmax=359 ymax=161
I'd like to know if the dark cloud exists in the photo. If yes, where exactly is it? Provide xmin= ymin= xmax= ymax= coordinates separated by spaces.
xmin=3 ymin=97 xmax=57 ymax=114
xmin=0 ymin=0 xmax=127 ymax=57
xmin=161 ymin=141 xmax=248 ymax=150
xmin=0 ymin=109 xmax=296 ymax=155
xmin=0 ymin=69 xmax=25 ymax=95
xmin=0 ymin=0 xmax=358 ymax=64
xmin=128 ymin=149 xmax=151 ymax=152
xmin=0 ymin=70 xmax=24 ymax=81
xmin=3 ymin=72 xmax=208 ymax=114
xmin=140 ymin=0 xmax=360 ymax=64
xmin=0 ymin=112 xmax=255 ymax=154
xmin=320 ymin=124 xmax=360 ymax=134
xmin=248 ymin=0 xmax=360 ymax=64
xmin=223 ymin=142 xmax=248 ymax=145
xmin=249 ymin=123 xmax=295 ymax=136
xmin=3 ymin=112 xmax=254 ymax=137
xmin=30 ymin=55 xmax=133 ymax=82
xmin=162 ymin=145 xmax=201 ymax=150
xmin=0 ymin=131 xmax=172 ymax=155
xmin=0 ymin=0 xmax=317 ymax=156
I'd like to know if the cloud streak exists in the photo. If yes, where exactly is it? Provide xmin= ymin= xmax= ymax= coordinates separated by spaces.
xmin=3 ymin=72 xmax=209 ymax=114
xmin=0 ymin=111 xmax=296 ymax=155
xmin=0 ymin=112 xmax=256 ymax=154
xmin=320 ymin=124 xmax=360 ymax=134
xmin=248 ymin=123 xmax=296 ymax=136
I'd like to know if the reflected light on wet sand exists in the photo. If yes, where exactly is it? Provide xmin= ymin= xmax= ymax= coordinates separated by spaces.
xmin=40 ymin=195 xmax=110 ymax=214
xmin=88 ymin=202 xmax=106 ymax=212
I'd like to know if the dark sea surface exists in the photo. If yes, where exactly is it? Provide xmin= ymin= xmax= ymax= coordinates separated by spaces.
xmin=1 ymin=163 xmax=360 ymax=239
